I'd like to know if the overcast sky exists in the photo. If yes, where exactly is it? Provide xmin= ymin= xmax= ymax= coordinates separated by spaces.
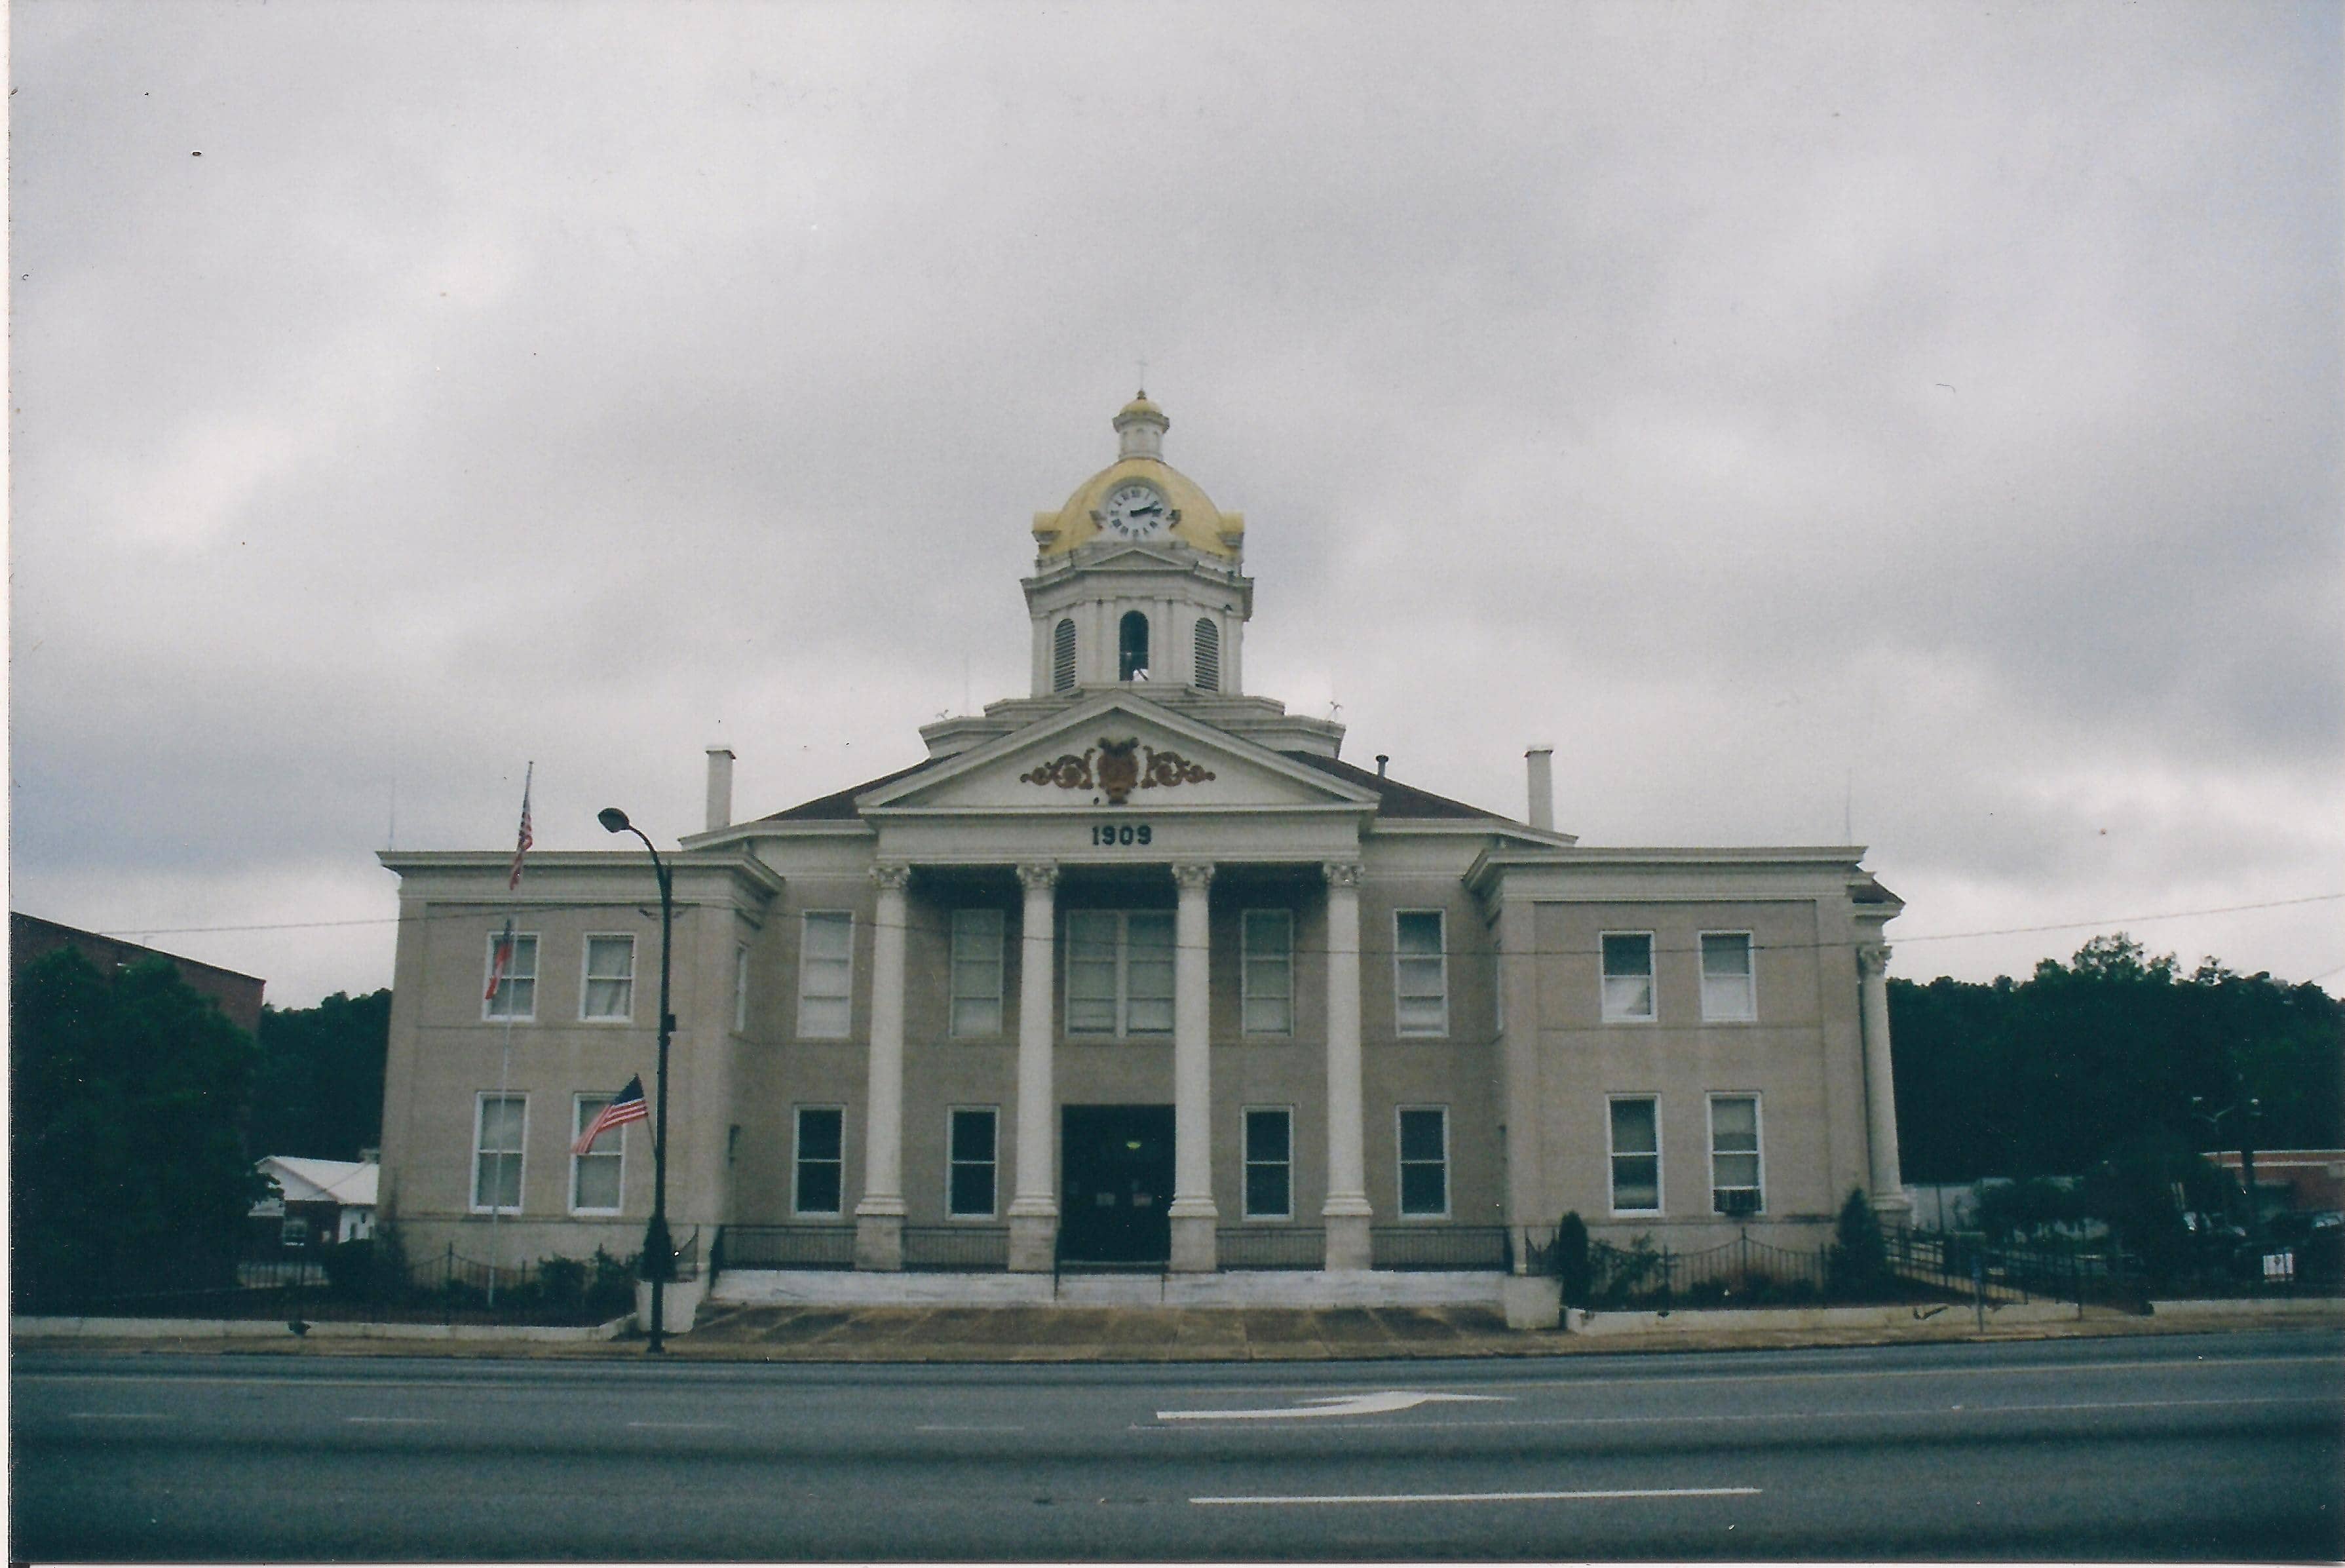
xmin=11 ymin=0 xmax=2340 ymax=1008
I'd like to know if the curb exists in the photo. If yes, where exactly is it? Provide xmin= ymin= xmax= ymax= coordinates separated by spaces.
xmin=10 ymin=1314 xmax=632 ymax=1344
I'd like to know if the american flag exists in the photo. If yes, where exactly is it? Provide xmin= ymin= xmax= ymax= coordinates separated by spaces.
xmin=486 ymin=917 xmax=518 ymax=1003
xmin=507 ymin=763 xmax=534 ymax=890
xmin=572 ymin=1075 xmax=649 ymax=1155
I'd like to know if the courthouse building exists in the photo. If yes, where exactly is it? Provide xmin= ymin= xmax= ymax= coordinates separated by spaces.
xmin=375 ymin=395 xmax=1909 ymax=1303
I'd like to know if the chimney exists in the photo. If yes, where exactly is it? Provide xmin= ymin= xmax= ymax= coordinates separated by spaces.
xmin=1525 ymin=745 xmax=1554 ymax=832
xmin=1375 ymin=754 xmax=1390 ymax=778
xmin=705 ymin=746 xmax=736 ymax=832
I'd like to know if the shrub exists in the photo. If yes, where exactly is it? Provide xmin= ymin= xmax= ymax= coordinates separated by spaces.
xmin=586 ymin=1248 xmax=636 ymax=1315
xmin=1552 ymin=1214 xmax=1591 ymax=1305
xmin=1827 ymin=1189 xmax=1894 ymax=1300
xmin=538 ymin=1257 xmax=588 ymax=1310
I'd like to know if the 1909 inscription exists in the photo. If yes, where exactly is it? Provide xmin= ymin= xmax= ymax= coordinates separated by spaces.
xmin=1090 ymin=823 xmax=1153 ymax=847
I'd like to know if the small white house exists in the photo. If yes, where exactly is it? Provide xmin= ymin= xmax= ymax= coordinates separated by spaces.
xmin=252 ymin=1156 xmax=379 ymax=1247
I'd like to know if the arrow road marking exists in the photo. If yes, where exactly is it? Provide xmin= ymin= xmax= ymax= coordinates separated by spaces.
xmin=1157 ymin=1390 xmax=1510 ymax=1421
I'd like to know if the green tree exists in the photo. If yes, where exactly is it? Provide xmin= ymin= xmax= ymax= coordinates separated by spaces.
xmin=10 ymin=947 xmax=264 ymax=1309
xmin=250 ymin=988 xmax=391 ymax=1159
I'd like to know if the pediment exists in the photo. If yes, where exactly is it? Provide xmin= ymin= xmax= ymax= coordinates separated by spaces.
xmin=859 ymin=694 xmax=1379 ymax=815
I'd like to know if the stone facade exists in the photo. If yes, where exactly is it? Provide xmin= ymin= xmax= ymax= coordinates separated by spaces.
xmin=373 ymin=396 xmax=1907 ymax=1288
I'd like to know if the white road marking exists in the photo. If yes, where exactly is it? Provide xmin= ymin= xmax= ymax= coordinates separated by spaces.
xmin=626 ymin=1421 xmax=731 ymax=1430
xmin=1194 ymin=1485 xmax=1763 ymax=1506
xmin=916 ymin=1424 xmax=1027 ymax=1432
xmin=66 ymin=1411 xmax=169 ymax=1420
xmin=345 ymin=1416 xmax=436 ymax=1425
xmin=1158 ymin=1390 xmax=1509 ymax=1421
xmin=1138 ymin=1392 xmax=2333 ymax=1432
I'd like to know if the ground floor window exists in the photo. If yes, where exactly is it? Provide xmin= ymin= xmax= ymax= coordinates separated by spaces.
xmin=947 ymin=1107 xmax=997 ymax=1217
xmin=1609 ymin=1096 xmax=1661 ymax=1214
xmin=1396 ymin=1106 xmax=1449 ymax=1217
xmin=795 ymin=1106 xmax=845 ymax=1215
xmin=571 ymin=1094 xmax=624 ymax=1214
xmin=1709 ymin=1094 xmax=1763 ymax=1215
xmin=472 ymin=1094 xmax=526 ymax=1214
xmin=1243 ymin=1107 xmax=1292 ymax=1219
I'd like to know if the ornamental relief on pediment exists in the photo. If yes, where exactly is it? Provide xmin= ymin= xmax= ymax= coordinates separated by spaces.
xmin=1019 ymin=736 xmax=1216 ymax=805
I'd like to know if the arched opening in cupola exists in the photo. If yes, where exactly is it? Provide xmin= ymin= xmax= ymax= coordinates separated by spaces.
xmin=1118 ymin=611 xmax=1151 ymax=681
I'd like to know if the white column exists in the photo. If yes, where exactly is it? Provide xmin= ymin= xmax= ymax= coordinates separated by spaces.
xmin=1168 ymin=862 xmax=1218 ymax=1272
xmin=1857 ymin=942 xmax=1911 ymax=1217
xmin=1008 ymin=862 xmax=1060 ymax=1272
xmin=854 ymin=863 xmax=911 ymax=1270
xmin=1321 ymin=861 xmax=1372 ymax=1269
xmin=1497 ymin=892 xmax=1544 ymax=1271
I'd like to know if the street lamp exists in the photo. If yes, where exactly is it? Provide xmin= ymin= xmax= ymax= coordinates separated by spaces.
xmin=2190 ymin=1094 xmax=2264 ymax=1237
xmin=598 ymin=805 xmax=675 ymax=1354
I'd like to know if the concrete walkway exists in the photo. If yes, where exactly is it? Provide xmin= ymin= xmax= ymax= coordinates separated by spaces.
xmin=16 ymin=1299 xmax=2340 ymax=1362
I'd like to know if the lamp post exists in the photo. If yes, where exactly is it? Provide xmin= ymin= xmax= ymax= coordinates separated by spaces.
xmin=598 ymin=806 xmax=675 ymax=1353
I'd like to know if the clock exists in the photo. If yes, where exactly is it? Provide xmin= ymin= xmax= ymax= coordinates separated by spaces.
xmin=1100 ymin=481 xmax=1172 ymax=539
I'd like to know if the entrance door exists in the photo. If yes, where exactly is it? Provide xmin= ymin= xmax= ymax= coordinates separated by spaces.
xmin=1058 ymin=1105 xmax=1175 ymax=1266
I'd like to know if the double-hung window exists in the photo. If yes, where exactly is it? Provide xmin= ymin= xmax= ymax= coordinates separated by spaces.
xmin=1394 ymin=911 xmax=1448 ymax=1036
xmin=793 ymin=1107 xmax=845 ymax=1215
xmin=1244 ymin=1107 xmax=1293 ymax=1219
xmin=571 ymin=1095 xmax=624 ymax=1214
xmin=947 ymin=1107 xmax=998 ymax=1217
xmin=1065 ymin=911 xmax=1174 ymax=1035
xmin=1242 ymin=909 xmax=1293 ymax=1035
xmin=733 ymin=942 xmax=751 ymax=1033
xmin=1700 ymin=932 xmax=1755 ymax=1022
xmin=472 ymin=1094 xmax=526 ymax=1214
xmin=1397 ymin=1106 xmax=1449 ymax=1217
xmin=483 ymin=931 xmax=538 ymax=1021
xmin=1609 ymin=1097 xmax=1662 ymax=1214
xmin=1601 ymin=932 xmax=1656 ymax=1022
xmin=797 ymin=912 xmax=852 ymax=1038
xmin=950 ymin=909 xmax=1006 ymax=1037
xmin=581 ymin=935 xmax=635 ymax=1022
xmin=1709 ymin=1095 xmax=1763 ymax=1215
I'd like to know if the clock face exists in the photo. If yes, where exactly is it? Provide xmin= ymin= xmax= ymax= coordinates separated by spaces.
xmin=1101 ymin=481 xmax=1171 ymax=539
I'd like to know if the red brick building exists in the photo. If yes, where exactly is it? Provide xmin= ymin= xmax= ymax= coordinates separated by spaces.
xmin=10 ymin=912 xmax=266 ymax=1033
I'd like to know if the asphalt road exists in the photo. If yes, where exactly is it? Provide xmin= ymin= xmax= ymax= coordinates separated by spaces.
xmin=12 ymin=1328 xmax=2340 ymax=1560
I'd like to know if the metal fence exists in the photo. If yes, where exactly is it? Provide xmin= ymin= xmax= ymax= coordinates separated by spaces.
xmin=714 ymin=1224 xmax=857 ymax=1271
xmin=1215 ymin=1227 xmax=1325 ymax=1270
xmin=902 ymin=1226 xmax=1009 ymax=1272
xmin=1371 ymin=1225 xmax=1510 ymax=1271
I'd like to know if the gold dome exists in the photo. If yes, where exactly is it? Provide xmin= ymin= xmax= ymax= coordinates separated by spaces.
xmin=1031 ymin=396 xmax=1245 ymax=560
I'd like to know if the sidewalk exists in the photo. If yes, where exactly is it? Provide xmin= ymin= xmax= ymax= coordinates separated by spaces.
xmin=15 ymin=1299 xmax=2340 ymax=1363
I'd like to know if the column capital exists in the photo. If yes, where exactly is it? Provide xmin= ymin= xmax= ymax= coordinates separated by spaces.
xmin=870 ymin=862 xmax=913 ymax=893
xmin=1016 ymin=862 xmax=1059 ymax=893
xmin=1170 ymin=862 xmax=1215 ymax=892
xmin=1321 ymin=860 xmax=1365 ymax=889
xmin=1857 ymin=942 xmax=1893 ymax=976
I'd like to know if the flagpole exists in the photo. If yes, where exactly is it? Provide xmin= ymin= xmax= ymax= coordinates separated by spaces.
xmin=487 ymin=762 xmax=534 ymax=1310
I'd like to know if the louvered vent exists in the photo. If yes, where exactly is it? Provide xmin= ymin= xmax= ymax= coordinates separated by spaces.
xmin=1052 ymin=619 xmax=1077 ymax=693
xmin=1193 ymin=618 xmax=1221 ymax=692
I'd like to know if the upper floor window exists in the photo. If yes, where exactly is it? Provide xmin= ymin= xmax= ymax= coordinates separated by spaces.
xmin=1065 ymin=910 xmax=1173 ymax=1035
xmin=1601 ymin=932 xmax=1656 ymax=1022
xmin=1241 ymin=909 xmax=1293 ymax=1035
xmin=1394 ymin=911 xmax=1448 ymax=1036
xmin=1193 ymin=618 xmax=1221 ymax=691
xmin=581 ymin=935 xmax=635 ymax=1022
xmin=1118 ymin=610 xmax=1151 ymax=681
xmin=950 ymin=909 xmax=1006 ymax=1037
xmin=797 ymin=911 xmax=853 ymax=1038
xmin=733 ymin=942 xmax=751 ymax=1033
xmin=483 ymin=930 xmax=537 ymax=1021
xmin=1700 ymin=932 xmax=1755 ymax=1022
xmin=1709 ymin=1094 xmax=1763 ymax=1215
xmin=1052 ymin=618 xmax=1077 ymax=693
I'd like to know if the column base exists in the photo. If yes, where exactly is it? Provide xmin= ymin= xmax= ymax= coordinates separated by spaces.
xmin=854 ymin=1214 xmax=903 ymax=1272
xmin=1168 ymin=1208 xmax=1218 ymax=1273
xmin=1322 ymin=1212 xmax=1373 ymax=1271
xmin=1872 ymin=1187 xmax=1915 ymax=1221
xmin=1008 ymin=1211 xmax=1058 ymax=1272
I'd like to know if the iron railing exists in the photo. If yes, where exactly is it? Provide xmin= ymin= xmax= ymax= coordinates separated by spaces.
xmin=1215 ymin=1227 xmax=1325 ymax=1270
xmin=1371 ymin=1225 xmax=1510 ymax=1271
xmin=902 ymin=1225 xmax=1009 ymax=1272
xmin=713 ymin=1224 xmax=856 ymax=1271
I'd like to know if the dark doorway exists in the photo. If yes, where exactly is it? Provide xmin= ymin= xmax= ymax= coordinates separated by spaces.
xmin=1058 ymin=1105 xmax=1174 ymax=1267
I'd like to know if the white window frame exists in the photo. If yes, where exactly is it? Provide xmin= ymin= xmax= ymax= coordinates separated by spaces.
xmin=579 ymin=933 xmax=636 ymax=1023
xmin=481 ymin=931 xmax=539 ymax=1022
xmin=945 ymin=1105 xmax=999 ymax=1219
xmin=1601 ymin=930 xmax=1658 ymax=1023
xmin=1242 ymin=1105 xmax=1294 ymax=1221
xmin=1240 ymin=909 xmax=1295 ymax=1037
xmin=470 ymin=1092 xmax=527 ymax=1215
xmin=1063 ymin=909 xmax=1175 ymax=1037
xmin=1395 ymin=1104 xmax=1451 ymax=1219
xmin=1394 ymin=909 xmax=1449 ymax=1037
xmin=949 ymin=909 xmax=1007 ymax=1039
xmin=569 ymin=1094 xmax=626 ymax=1215
xmin=1709 ymin=1093 xmax=1765 ymax=1217
xmin=1700 ymin=930 xmax=1757 ymax=1023
xmin=797 ymin=911 xmax=854 ymax=1039
xmin=733 ymin=942 xmax=751 ymax=1034
xmin=793 ymin=1105 xmax=847 ymax=1217
xmin=1607 ymin=1094 xmax=1664 ymax=1216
